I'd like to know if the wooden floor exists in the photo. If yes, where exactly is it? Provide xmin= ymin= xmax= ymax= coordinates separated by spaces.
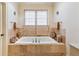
xmin=70 ymin=45 xmax=79 ymax=56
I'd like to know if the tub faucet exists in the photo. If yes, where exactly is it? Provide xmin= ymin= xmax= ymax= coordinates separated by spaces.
xmin=35 ymin=38 xmax=37 ymax=43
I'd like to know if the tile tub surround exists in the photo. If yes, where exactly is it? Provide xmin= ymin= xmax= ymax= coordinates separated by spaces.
xmin=8 ymin=44 xmax=65 ymax=56
xmin=16 ymin=26 xmax=49 ymax=36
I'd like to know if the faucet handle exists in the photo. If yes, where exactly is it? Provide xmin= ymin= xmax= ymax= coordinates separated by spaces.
xmin=38 ymin=40 xmax=40 ymax=43
xmin=32 ymin=40 xmax=34 ymax=43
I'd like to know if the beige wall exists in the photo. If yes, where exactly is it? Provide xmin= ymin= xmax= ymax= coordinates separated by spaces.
xmin=7 ymin=3 xmax=55 ymax=40
xmin=17 ymin=3 xmax=54 ymax=28
xmin=7 ymin=2 xmax=18 ymax=31
xmin=16 ymin=3 xmax=55 ymax=36
xmin=0 ymin=3 xmax=2 ymax=56
xmin=7 ymin=2 xmax=18 ymax=39
xmin=54 ymin=2 xmax=79 ymax=55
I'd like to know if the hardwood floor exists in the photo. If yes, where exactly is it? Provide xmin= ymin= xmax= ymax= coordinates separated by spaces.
xmin=70 ymin=45 xmax=79 ymax=56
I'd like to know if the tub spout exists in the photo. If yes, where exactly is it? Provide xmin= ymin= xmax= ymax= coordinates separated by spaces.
xmin=35 ymin=39 xmax=37 ymax=43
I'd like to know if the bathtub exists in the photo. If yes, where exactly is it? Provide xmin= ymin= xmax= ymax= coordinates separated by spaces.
xmin=9 ymin=36 xmax=65 ymax=56
xmin=15 ymin=36 xmax=59 ymax=45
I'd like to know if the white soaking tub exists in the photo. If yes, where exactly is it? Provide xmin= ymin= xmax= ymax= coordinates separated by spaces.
xmin=15 ymin=36 xmax=59 ymax=45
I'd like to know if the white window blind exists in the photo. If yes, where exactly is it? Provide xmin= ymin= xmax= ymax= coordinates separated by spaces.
xmin=25 ymin=10 xmax=48 ymax=25
xmin=37 ymin=11 xmax=47 ymax=25
xmin=25 ymin=11 xmax=35 ymax=25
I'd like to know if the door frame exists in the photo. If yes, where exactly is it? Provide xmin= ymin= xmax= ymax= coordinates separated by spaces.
xmin=0 ymin=3 xmax=2 ymax=56
xmin=1 ymin=2 xmax=8 ymax=56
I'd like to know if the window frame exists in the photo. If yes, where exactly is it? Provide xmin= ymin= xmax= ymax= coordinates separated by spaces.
xmin=24 ymin=9 xmax=48 ymax=26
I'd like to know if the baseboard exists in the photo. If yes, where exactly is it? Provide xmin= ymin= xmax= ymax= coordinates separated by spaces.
xmin=69 ymin=43 xmax=79 ymax=49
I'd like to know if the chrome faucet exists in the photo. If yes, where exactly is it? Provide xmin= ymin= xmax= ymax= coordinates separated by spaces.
xmin=32 ymin=38 xmax=40 ymax=43
xmin=32 ymin=39 xmax=34 ymax=43
xmin=35 ymin=38 xmax=37 ymax=43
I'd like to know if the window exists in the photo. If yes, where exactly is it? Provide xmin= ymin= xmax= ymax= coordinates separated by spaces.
xmin=25 ymin=10 xmax=48 ymax=25
xmin=25 ymin=11 xmax=35 ymax=25
xmin=37 ymin=11 xmax=47 ymax=25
